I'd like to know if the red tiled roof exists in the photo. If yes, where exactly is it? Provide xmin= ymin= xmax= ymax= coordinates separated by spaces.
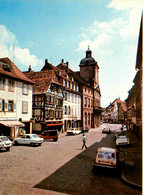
xmin=24 ymin=69 xmax=60 ymax=94
xmin=107 ymin=98 xmax=127 ymax=111
xmin=0 ymin=58 xmax=34 ymax=84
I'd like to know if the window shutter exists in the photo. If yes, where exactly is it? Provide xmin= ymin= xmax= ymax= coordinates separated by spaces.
xmin=5 ymin=100 xmax=8 ymax=111
xmin=14 ymin=101 xmax=16 ymax=112
xmin=0 ymin=100 xmax=2 ymax=111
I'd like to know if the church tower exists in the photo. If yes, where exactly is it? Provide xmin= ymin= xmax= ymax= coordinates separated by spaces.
xmin=79 ymin=46 xmax=99 ymax=88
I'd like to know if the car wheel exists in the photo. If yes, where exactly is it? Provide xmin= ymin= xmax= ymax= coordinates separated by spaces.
xmin=53 ymin=138 xmax=58 ymax=142
xmin=14 ymin=141 xmax=18 ymax=146
xmin=6 ymin=147 xmax=10 ymax=151
xmin=30 ymin=142 xmax=35 ymax=146
xmin=38 ymin=143 xmax=42 ymax=146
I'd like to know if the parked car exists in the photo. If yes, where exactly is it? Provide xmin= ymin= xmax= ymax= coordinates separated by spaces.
xmin=0 ymin=136 xmax=12 ymax=151
xmin=14 ymin=134 xmax=44 ymax=146
xmin=39 ymin=130 xmax=59 ymax=141
xmin=67 ymin=128 xmax=81 ymax=135
xmin=81 ymin=127 xmax=89 ymax=133
xmin=93 ymin=147 xmax=118 ymax=171
xmin=102 ymin=128 xmax=111 ymax=134
xmin=116 ymin=135 xmax=130 ymax=146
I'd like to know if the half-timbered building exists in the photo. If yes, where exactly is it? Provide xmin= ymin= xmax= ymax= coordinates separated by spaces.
xmin=24 ymin=63 xmax=64 ymax=132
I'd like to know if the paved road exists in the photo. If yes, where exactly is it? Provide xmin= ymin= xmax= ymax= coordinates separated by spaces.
xmin=0 ymin=125 xmax=106 ymax=195
xmin=0 ymin=124 xmax=141 ymax=195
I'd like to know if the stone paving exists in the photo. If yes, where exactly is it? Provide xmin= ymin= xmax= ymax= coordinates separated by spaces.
xmin=0 ymin=127 xmax=106 ymax=195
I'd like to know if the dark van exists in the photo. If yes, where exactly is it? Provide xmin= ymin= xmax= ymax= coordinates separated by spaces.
xmin=39 ymin=130 xmax=59 ymax=141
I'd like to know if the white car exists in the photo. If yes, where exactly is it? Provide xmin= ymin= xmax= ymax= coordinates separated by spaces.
xmin=14 ymin=134 xmax=44 ymax=146
xmin=93 ymin=147 xmax=118 ymax=170
xmin=116 ymin=135 xmax=130 ymax=146
xmin=0 ymin=136 xmax=12 ymax=151
xmin=67 ymin=128 xmax=81 ymax=135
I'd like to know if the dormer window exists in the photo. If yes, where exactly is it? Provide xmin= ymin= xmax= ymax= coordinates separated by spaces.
xmin=1 ymin=62 xmax=11 ymax=72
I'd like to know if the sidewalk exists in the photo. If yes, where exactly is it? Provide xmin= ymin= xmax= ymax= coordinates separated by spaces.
xmin=119 ymin=131 xmax=142 ymax=191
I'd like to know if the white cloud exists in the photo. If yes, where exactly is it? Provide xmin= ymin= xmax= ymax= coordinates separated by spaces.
xmin=76 ymin=0 xmax=142 ymax=107
xmin=0 ymin=25 xmax=43 ymax=70
xmin=108 ymin=0 xmax=142 ymax=11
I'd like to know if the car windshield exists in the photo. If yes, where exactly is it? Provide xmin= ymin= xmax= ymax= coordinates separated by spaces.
xmin=118 ymin=136 xmax=126 ymax=139
xmin=0 ymin=136 xmax=9 ymax=141
xmin=98 ymin=151 xmax=115 ymax=160
xmin=31 ymin=134 xmax=39 ymax=138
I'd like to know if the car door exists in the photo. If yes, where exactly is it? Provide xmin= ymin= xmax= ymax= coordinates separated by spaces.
xmin=25 ymin=135 xmax=31 ymax=144
xmin=18 ymin=135 xmax=26 ymax=144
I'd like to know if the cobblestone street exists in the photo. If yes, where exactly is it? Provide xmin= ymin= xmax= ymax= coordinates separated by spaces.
xmin=0 ymin=124 xmax=141 ymax=195
xmin=0 ymin=127 xmax=106 ymax=195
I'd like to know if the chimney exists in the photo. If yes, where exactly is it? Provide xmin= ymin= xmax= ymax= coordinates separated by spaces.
xmin=66 ymin=61 xmax=69 ymax=72
xmin=62 ymin=59 xmax=64 ymax=64
xmin=45 ymin=59 xmax=48 ymax=65
xmin=28 ymin=65 xmax=32 ymax=72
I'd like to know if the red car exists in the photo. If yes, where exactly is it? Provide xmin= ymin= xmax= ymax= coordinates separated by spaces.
xmin=39 ymin=130 xmax=59 ymax=141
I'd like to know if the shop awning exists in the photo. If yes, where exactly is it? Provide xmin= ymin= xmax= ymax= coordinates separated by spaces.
xmin=0 ymin=121 xmax=25 ymax=127
xmin=46 ymin=123 xmax=64 ymax=127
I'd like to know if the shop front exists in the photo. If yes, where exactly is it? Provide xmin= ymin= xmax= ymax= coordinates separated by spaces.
xmin=0 ymin=121 xmax=25 ymax=140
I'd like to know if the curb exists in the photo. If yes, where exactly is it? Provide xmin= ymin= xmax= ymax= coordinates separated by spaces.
xmin=121 ymin=171 xmax=142 ymax=191
xmin=120 ymin=161 xmax=142 ymax=191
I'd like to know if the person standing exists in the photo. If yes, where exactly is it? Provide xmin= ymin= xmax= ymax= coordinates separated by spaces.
xmin=81 ymin=133 xmax=87 ymax=149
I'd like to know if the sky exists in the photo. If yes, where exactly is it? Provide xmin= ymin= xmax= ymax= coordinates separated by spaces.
xmin=0 ymin=0 xmax=142 ymax=107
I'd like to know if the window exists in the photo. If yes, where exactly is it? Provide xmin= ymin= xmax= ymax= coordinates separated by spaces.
xmin=88 ymin=98 xmax=90 ymax=107
xmin=22 ymin=101 xmax=28 ymax=113
xmin=55 ymin=111 xmax=59 ymax=119
xmin=91 ymin=99 xmax=93 ymax=108
xmin=51 ymin=96 xmax=55 ymax=104
xmin=85 ymin=113 xmax=87 ymax=126
xmin=8 ymin=100 xmax=14 ymax=111
xmin=59 ymin=111 xmax=63 ymax=119
xmin=88 ymin=113 xmax=90 ymax=125
xmin=0 ymin=100 xmax=5 ymax=111
xmin=8 ymin=80 xmax=14 ymax=92
xmin=85 ymin=97 xmax=87 ymax=107
xmin=0 ymin=78 xmax=5 ymax=90
xmin=23 ymin=84 xmax=29 ymax=95
xmin=68 ymin=82 xmax=70 ymax=88
xmin=65 ymin=81 xmax=67 ymax=88
xmin=68 ymin=106 xmax=71 ymax=114
xmin=47 ymin=95 xmax=51 ymax=103
xmin=64 ymin=105 xmax=67 ymax=114
xmin=1 ymin=63 xmax=11 ymax=72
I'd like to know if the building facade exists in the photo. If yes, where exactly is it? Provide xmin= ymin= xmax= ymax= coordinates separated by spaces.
xmin=125 ymin=17 xmax=142 ymax=138
xmin=0 ymin=58 xmax=34 ymax=139
xmin=24 ymin=63 xmax=64 ymax=133
xmin=56 ymin=60 xmax=82 ymax=130
xmin=102 ymin=98 xmax=127 ymax=123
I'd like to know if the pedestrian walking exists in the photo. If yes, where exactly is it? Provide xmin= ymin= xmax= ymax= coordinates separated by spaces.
xmin=81 ymin=133 xmax=87 ymax=149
